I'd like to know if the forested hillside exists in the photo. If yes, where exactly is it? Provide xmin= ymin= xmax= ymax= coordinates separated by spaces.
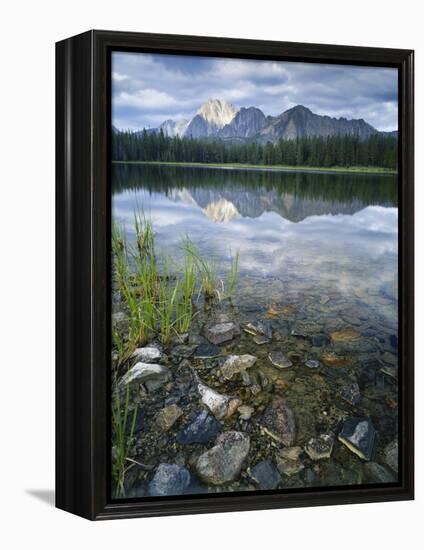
xmin=112 ymin=129 xmax=397 ymax=170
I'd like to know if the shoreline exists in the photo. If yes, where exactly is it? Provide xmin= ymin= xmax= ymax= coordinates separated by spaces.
xmin=112 ymin=160 xmax=398 ymax=176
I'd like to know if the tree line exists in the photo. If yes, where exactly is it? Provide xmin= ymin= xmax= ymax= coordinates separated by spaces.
xmin=112 ymin=129 xmax=398 ymax=169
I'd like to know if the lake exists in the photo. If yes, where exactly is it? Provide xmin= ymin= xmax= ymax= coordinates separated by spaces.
xmin=112 ymin=163 xmax=399 ymax=495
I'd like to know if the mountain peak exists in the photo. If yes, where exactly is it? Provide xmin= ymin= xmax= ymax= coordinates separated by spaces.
xmin=285 ymin=105 xmax=313 ymax=115
xmin=197 ymin=98 xmax=238 ymax=128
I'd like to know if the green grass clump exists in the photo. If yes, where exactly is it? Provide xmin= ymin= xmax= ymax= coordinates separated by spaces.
xmin=112 ymin=381 xmax=139 ymax=498
xmin=181 ymin=236 xmax=218 ymax=298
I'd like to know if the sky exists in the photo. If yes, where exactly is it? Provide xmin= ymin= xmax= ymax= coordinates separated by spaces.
xmin=112 ymin=52 xmax=398 ymax=132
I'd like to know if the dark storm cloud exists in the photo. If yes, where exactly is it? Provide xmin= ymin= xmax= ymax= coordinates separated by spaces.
xmin=112 ymin=52 xmax=398 ymax=132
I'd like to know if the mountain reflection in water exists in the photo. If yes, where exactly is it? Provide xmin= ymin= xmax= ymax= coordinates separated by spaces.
xmin=112 ymin=163 xmax=398 ymax=304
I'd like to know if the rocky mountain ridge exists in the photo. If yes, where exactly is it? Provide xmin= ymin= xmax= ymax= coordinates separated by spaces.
xmin=143 ymin=99 xmax=396 ymax=143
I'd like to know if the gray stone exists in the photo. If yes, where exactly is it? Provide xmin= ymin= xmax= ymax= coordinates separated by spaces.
xmin=176 ymin=410 xmax=222 ymax=444
xmin=250 ymin=459 xmax=281 ymax=490
xmin=278 ymin=446 xmax=303 ymax=461
xmin=383 ymin=439 xmax=398 ymax=473
xmin=244 ymin=320 xmax=272 ymax=339
xmin=197 ymin=379 xmax=241 ymax=420
xmin=338 ymin=382 xmax=361 ymax=406
xmin=338 ymin=417 xmax=376 ymax=460
xmin=276 ymin=457 xmax=304 ymax=476
xmin=171 ymin=345 xmax=197 ymax=359
xmin=291 ymin=328 xmax=308 ymax=339
xmin=304 ymin=359 xmax=320 ymax=369
xmin=131 ymin=345 xmax=162 ymax=363
xmin=193 ymin=342 xmax=221 ymax=358
xmin=256 ymin=320 xmax=273 ymax=339
xmin=261 ymin=396 xmax=296 ymax=445
xmin=195 ymin=431 xmax=250 ymax=485
xmin=154 ymin=404 xmax=183 ymax=431
xmin=305 ymin=434 xmax=334 ymax=460
xmin=204 ymin=320 xmax=240 ymax=345
xmin=268 ymin=351 xmax=293 ymax=369
xmin=220 ymin=354 xmax=257 ymax=380
xmin=148 ymin=463 xmax=191 ymax=496
xmin=119 ymin=362 xmax=171 ymax=392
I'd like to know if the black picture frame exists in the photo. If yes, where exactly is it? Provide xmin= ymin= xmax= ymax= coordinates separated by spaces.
xmin=56 ymin=29 xmax=414 ymax=520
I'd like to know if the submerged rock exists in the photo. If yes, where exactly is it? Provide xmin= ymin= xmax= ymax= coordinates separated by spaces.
xmin=204 ymin=320 xmax=240 ymax=345
xmin=197 ymin=379 xmax=241 ymax=420
xmin=304 ymin=359 xmax=320 ymax=369
xmin=305 ymin=434 xmax=334 ymax=460
xmin=275 ymin=447 xmax=304 ymax=476
xmin=154 ymin=404 xmax=183 ymax=431
xmin=195 ymin=431 xmax=250 ymax=485
xmin=261 ymin=396 xmax=296 ymax=445
xmin=278 ymin=446 xmax=303 ymax=461
xmin=220 ymin=354 xmax=257 ymax=380
xmin=171 ymin=344 xmax=197 ymax=359
xmin=193 ymin=342 xmax=221 ymax=359
xmin=338 ymin=382 xmax=361 ymax=406
xmin=330 ymin=327 xmax=361 ymax=343
xmin=119 ymin=362 xmax=171 ymax=392
xmin=148 ymin=463 xmax=191 ymax=496
xmin=358 ymin=357 xmax=382 ymax=389
xmin=176 ymin=410 xmax=221 ymax=444
xmin=321 ymin=353 xmax=352 ymax=367
xmin=131 ymin=345 xmax=163 ymax=363
xmin=380 ymin=365 xmax=398 ymax=381
xmin=338 ymin=417 xmax=376 ymax=460
xmin=311 ymin=334 xmax=331 ymax=347
xmin=244 ymin=320 xmax=273 ymax=340
xmin=364 ymin=462 xmax=396 ymax=483
xmin=275 ymin=456 xmax=305 ymax=476
xmin=268 ymin=351 xmax=293 ymax=369
xmin=253 ymin=335 xmax=270 ymax=345
xmin=290 ymin=328 xmax=308 ymax=338
xmin=381 ymin=351 xmax=397 ymax=365
xmin=383 ymin=439 xmax=398 ymax=473
xmin=250 ymin=459 xmax=281 ymax=490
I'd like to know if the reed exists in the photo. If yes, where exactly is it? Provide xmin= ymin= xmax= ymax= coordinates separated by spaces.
xmin=226 ymin=250 xmax=239 ymax=297
xmin=175 ymin=252 xmax=197 ymax=334
xmin=154 ymin=258 xmax=179 ymax=345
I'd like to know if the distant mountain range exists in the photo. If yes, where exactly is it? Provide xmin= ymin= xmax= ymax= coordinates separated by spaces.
xmin=127 ymin=99 xmax=397 ymax=143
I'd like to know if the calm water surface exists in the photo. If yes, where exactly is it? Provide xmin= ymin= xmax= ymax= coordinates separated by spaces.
xmin=112 ymin=164 xmax=398 ymax=321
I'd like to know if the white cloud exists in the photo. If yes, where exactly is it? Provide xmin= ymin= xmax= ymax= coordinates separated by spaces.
xmin=115 ymin=89 xmax=178 ymax=109
xmin=112 ymin=72 xmax=129 ymax=82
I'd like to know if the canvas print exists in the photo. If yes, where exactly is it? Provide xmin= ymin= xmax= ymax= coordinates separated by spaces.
xmin=110 ymin=52 xmax=399 ymax=499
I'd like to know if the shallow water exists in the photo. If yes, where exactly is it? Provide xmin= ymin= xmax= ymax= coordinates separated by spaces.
xmin=112 ymin=163 xmax=399 ymax=497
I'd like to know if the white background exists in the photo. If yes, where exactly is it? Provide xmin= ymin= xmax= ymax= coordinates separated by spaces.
xmin=0 ymin=0 xmax=421 ymax=547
